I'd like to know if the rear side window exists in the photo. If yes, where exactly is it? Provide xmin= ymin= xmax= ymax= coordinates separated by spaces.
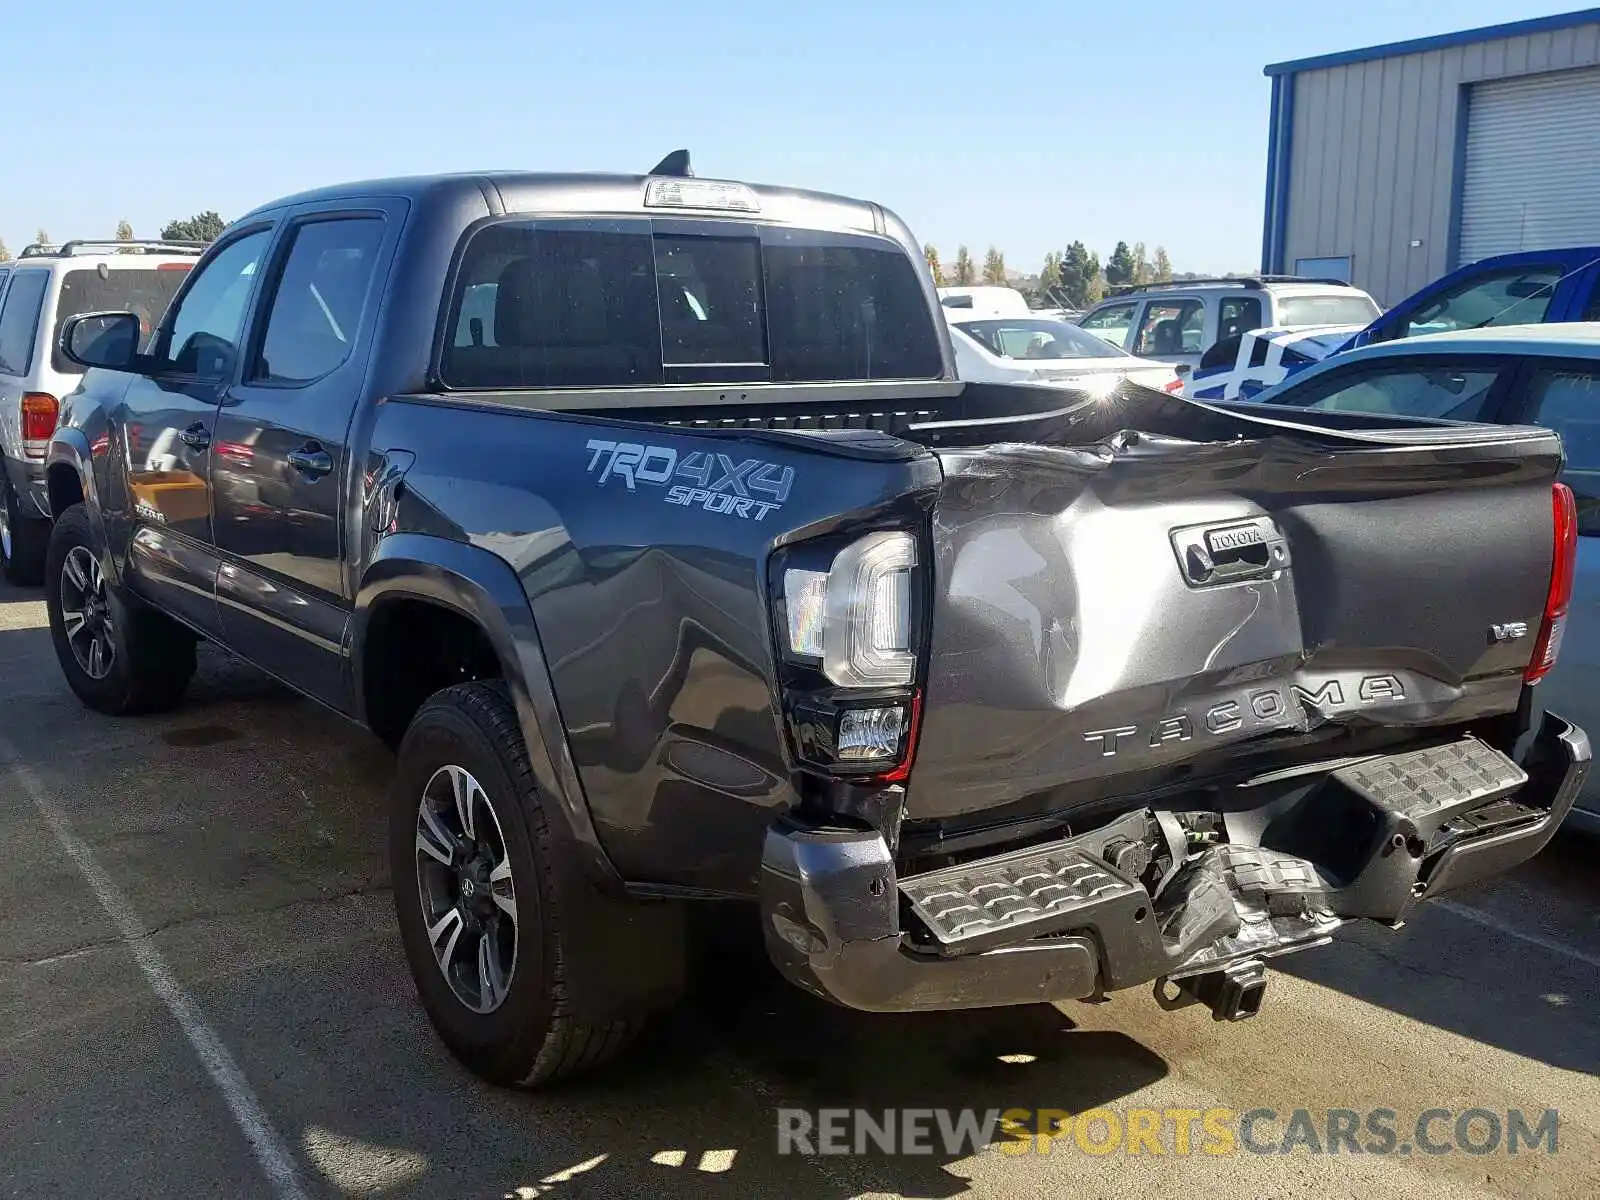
xmin=52 ymin=266 xmax=191 ymax=374
xmin=0 ymin=270 xmax=48 ymax=377
xmin=439 ymin=219 xmax=941 ymax=390
xmin=1277 ymin=293 xmax=1381 ymax=326
xmin=1217 ymin=296 xmax=1262 ymax=343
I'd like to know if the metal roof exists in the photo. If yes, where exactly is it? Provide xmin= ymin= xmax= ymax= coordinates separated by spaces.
xmin=1264 ymin=7 xmax=1600 ymax=77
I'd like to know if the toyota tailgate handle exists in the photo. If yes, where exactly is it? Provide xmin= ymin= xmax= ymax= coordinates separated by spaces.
xmin=1171 ymin=518 xmax=1289 ymax=588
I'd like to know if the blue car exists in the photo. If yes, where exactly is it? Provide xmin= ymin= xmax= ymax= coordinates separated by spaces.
xmin=1246 ymin=322 xmax=1600 ymax=833
xmin=1189 ymin=247 xmax=1600 ymax=402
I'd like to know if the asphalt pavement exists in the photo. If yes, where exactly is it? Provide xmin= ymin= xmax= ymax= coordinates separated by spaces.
xmin=0 ymin=577 xmax=1595 ymax=1200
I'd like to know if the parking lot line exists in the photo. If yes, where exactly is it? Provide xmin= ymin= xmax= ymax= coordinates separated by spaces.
xmin=0 ymin=738 xmax=311 ymax=1200
xmin=1432 ymin=898 xmax=1600 ymax=971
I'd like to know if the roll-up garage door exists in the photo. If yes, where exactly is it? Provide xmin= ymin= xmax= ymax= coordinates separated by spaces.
xmin=1458 ymin=66 xmax=1600 ymax=266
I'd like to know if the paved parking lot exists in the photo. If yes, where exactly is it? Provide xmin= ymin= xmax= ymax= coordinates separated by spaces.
xmin=1 ymin=577 xmax=1596 ymax=1200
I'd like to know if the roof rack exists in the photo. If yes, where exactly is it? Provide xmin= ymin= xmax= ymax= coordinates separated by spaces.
xmin=1105 ymin=274 xmax=1354 ymax=296
xmin=17 ymin=238 xmax=209 ymax=259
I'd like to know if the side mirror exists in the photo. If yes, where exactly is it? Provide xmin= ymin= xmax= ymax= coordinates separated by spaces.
xmin=1174 ymin=363 xmax=1192 ymax=377
xmin=60 ymin=311 xmax=141 ymax=371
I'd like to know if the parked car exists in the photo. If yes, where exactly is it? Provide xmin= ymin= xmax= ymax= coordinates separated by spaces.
xmin=0 ymin=239 xmax=201 ymax=584
xmin=1075 ymin=276 xmax=1381 ymax=368
xmin=946 ymin=312 xmax=1179 ymax=391
xmin=1188 ymin=247 xmax=1600 ymax=401
xmin=42 ymin=157 xmax=1587 ymax=1090
xmin=1245 ymin=322 xmax=1600 ymax=833
xmin=937 ymin=285 xmax=1031 ymax=316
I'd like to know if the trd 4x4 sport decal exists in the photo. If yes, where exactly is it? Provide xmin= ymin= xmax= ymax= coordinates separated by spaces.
xmin=584 ymin=439 xmax=794 ymax=521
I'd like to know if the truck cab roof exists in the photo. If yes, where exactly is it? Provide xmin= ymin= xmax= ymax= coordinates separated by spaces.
xmin=240 ymin=170 xmax=901 ymax=240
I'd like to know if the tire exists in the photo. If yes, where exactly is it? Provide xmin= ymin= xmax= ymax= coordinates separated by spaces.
xmin=391 ymin=680 xmax=646 ymax=1087
xmin=0 ymin=460 xmax=48 ymax=587
xmin=45 ymin=503 xmax=197 ymax=715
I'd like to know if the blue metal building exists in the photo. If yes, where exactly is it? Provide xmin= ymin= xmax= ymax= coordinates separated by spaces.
xmin=1261 ymin=9 xmax=1600 ymax=305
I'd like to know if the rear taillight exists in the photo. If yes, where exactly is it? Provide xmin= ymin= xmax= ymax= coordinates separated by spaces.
xmin=1525 ymin=482 xmax=1578 ymax=685
xmin=1162 ymin=376 xmax=1184 ymax=394
xmin=774 ymin=529 xmax=925 ymax=782
xmin=21 ymin=393 xmax=59 ymax=457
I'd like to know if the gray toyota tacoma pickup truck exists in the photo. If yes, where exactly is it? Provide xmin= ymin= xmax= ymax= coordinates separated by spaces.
xmin=42 ymin=153 xmax=1590 ymax=1088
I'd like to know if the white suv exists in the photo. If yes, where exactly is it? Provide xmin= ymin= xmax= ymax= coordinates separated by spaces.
xmin=1074 ymin=276 xmax=1382 ymax=369
xmin=0 ymin=239 xmax=200 ymax=583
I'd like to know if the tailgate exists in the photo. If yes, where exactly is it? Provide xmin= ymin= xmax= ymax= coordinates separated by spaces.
xmin=906 ymin=404 xmax=1564 ymax=821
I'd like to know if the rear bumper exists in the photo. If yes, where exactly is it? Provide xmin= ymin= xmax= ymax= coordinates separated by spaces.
xmin=3 ymin=454 xmax=49 ymax=521
xmin=759 ymin=712 xmax=1589 ymax=1014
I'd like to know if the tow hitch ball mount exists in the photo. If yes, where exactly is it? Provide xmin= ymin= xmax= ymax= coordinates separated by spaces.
xmin=1155 ymin=959 xmax=1268 ymax=1022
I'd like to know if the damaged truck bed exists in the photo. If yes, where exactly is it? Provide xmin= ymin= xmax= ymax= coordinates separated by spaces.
xmin=742 ymin=382 xmax=1590 ymax=1018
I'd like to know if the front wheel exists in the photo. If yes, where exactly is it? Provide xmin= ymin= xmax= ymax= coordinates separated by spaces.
xmin=45 ymin=503 xmax=197 ymax=715
xmin=390 ymin=681 xmax=648 ymax=1087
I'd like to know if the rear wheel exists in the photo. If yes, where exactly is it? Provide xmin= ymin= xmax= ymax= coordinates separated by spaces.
xmin=0 ymin=460 xmax=48 ymax=586
xmin=391 ymin=681 xmax=648 ymax=1086
xmin=45 ymin=503 xmax=196 ymax=714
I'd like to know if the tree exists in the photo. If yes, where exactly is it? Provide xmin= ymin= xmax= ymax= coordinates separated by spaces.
xmin=0 ymin=238 xmax=10 ymax=263
xmin=1133 ymin=241 xmax=1151 ymax=285
xmin=981 ymin=246 xmax=1006 ymax=285
xmin=160 ymin=211 xmax=226 ymax=243
xmin=35 ymin=228 xmax=50 ymax=248
xmin=924 ymin=243 xmax=943 ymax=286
xmin=1153 ymin=245 xmax=1173 ymax=282
xmin=1105 ymin=241 xmax=1136 ymax=288
xmin=115 ymin=219 xmax=136 ymax=253
xmin=952 ymin=245 xmax=975 ymax=286
xmin=1057 ymin=241 xmax=1101 ymax=309
xmin=1038 ymin=251 xmax=1063 ymax=299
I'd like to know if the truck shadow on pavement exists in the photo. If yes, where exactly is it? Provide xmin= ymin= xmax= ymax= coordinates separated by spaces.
xmin=1275 ymin=834 xmax=1600 ymax=1078
xmin=298 ymin=947 xmax=1171 ymax=1200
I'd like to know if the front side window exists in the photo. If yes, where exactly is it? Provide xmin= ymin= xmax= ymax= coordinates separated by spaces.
xmin=438 ymin=219 xmax=941 ymax=389
xmin=1080 ymin=302 xmax=1136 ymax=346
xmin=51 ymin=266 xmax=191 ymax=374
xmin=1280 ymin=362 xmax=1500 ymax=421
xmin=1133 ymin=299 xmax=1204 ymax=356
xmin=1399 ymin=267 xmax=1563 ymax=339
xmin=0 ymin=270 xmax=47 ymax=376
xmin=1525 ymin=368 xmax=1600 ymax=533
xmin=155 ymin=230 xmax=272 ymax=379
xmin=252 ymin=218 xmax=386 ymax=384
xmin=955 ymin=317 xmax=1124 ymax=361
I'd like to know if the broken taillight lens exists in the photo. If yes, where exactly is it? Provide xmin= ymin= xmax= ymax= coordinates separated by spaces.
xmin=1525 ymin=482 xmax=1578 ymax=685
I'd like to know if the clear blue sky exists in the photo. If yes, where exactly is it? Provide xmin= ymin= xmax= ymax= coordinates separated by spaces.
xmin=1 ymin=1 xmax=1582 ymax=275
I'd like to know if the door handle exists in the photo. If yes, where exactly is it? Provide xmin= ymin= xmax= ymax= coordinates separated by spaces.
xmin=286 ymin=444 xmax=334 ymax=479
xmin=178 ymin=423 xmax=210 ymax=450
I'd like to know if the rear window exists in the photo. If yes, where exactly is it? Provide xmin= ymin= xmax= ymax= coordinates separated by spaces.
xmin=955 ymin=317 xmax=1125 ymax=361
xmin=439 ymin=219 xmax=941 ymax=390
xmin=1275 ymin=293 xmax=1380 ymax=327
xmin=53 ymin=266 xmax=191 ymax=373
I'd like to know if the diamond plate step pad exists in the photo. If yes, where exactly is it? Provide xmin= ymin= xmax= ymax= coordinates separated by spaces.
xmin=901 ymin=846 xmax=1138 ymax=949
xmin=1333 ymin=737 xmax=1526 ymax=824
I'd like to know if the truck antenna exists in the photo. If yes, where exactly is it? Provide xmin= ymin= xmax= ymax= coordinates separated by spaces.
xmin=649 ymin=149 xmax=693 ymax=178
